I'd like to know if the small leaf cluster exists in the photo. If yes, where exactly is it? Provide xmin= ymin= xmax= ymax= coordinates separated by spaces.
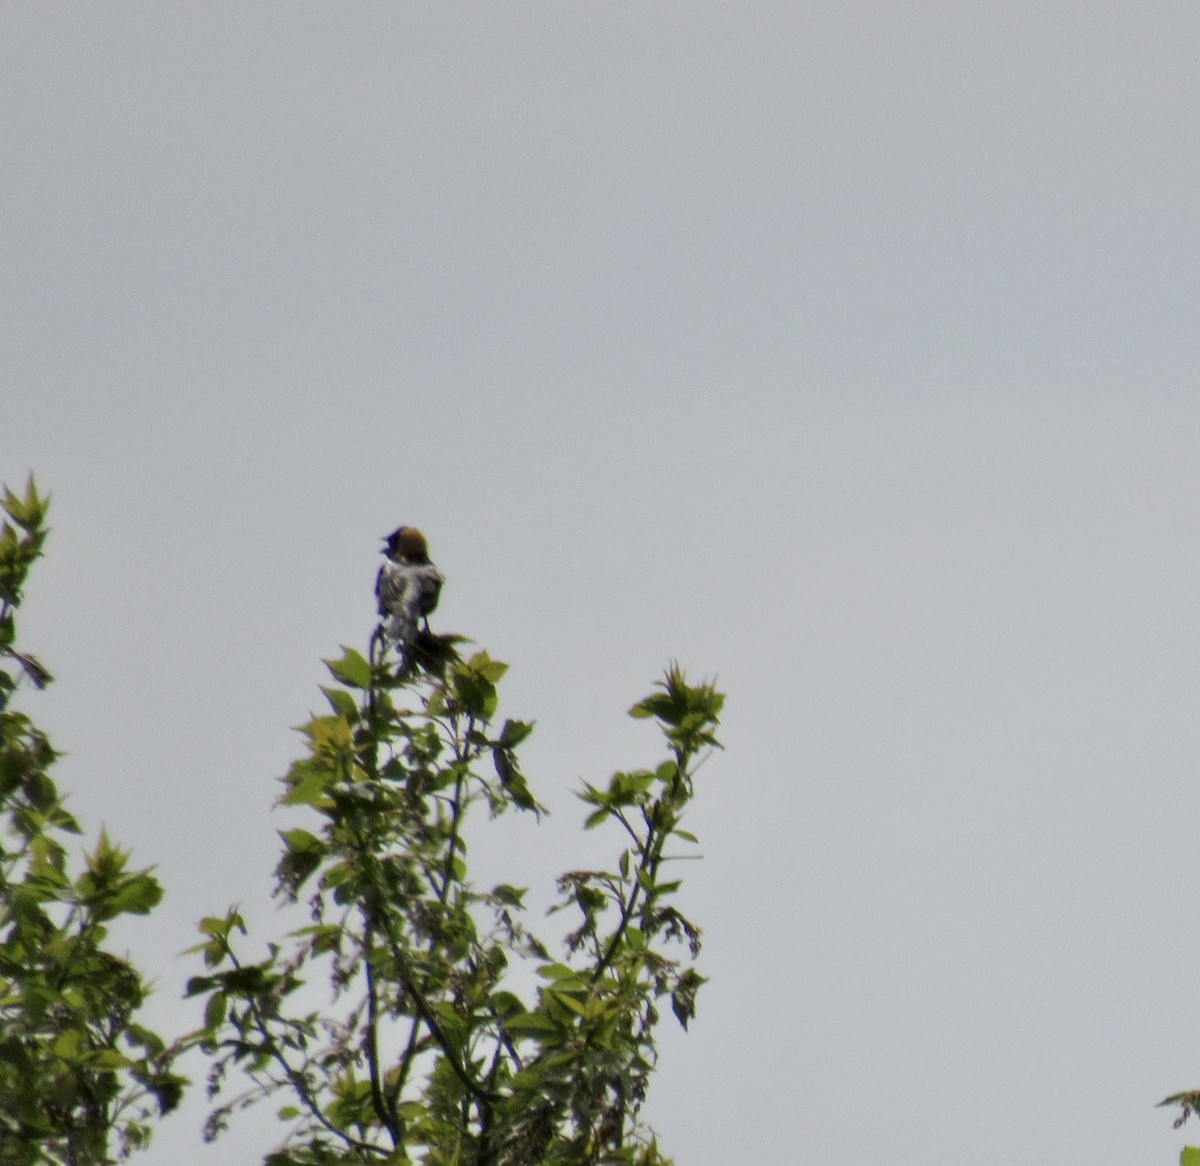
xmin=1159 ymin=1091 xmax=1200 ymax=1165
xmin=188 ymin=639 xmax=722 ymax=1165
xmin=0 ymin=480 xmax=183 ymax=1164
xmin=0 ymin=478 xmax=53 ymax=711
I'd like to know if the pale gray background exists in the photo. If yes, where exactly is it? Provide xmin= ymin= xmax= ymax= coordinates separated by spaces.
xmin=3 ymin=4 xmax=1200 ymax=1163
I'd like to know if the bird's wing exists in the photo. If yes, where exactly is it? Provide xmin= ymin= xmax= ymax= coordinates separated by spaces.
xmin=414 ymin=564 xmax=444 ymax=616
xmin=376 ymin=560 xmax=413 ymax=617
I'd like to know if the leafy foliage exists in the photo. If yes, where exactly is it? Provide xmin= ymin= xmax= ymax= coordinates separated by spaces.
xmin=0 ymin=474 xmax=720 ymax=1164
xmin=0 ymin=479 xmax=184 ymax=1164
xmin=188 ymin=632 xmax=723 ymax=1164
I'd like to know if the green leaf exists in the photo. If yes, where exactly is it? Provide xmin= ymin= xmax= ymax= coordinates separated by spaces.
xmin=503 ymin=1012 xmax=564 ymax=1040
xmin=290 ymin=924 xmax=341 ymax=954
xmin=489 ymin=991 xmax=526 ymax=1019
xmin=276 ymin=832 xmax=327 ymax=892
xmin=1181 ymin=1149 xmax=1200 ymax=1166
xmin=204 ymin=991 xmax=228 ymax=1030
xmin=198 ymin=912 xmax=245 ymax=939
xmin=547 ymin=988 xmax=587 ymax=1017
xmin=491 ymin=884 xmax=526 ymax=907
xmin=536 ymin=963 xmax=581 ymax=982
xmin=52 ymin=1028 xmax=83 ymax=1060
xmin=497 ymin=718 xmax=534 ymax=748
xmin=217 ymin=963 xmax=280 ymax=997
xmin=184 ymin=975 xmax=217 ymax=997
xmin=110 ymin=872 xmax=165 ymax=916
xmin=324 ymin=648 xmax=372 ymax=689
xmin=93 ymin=1049 xmax=133 ymax=1070
xmin=321 ymin=686 xmax=359 ymax=721
xmin=279 ymin=827 xmax=324 ymax=854
xmin=493 ymin=747 xmax=539 ymax=812
xmin=584 ymin=807 xmax=610 ymax=830
xmin=451 ymin=667 xmax=497 ymax=718
xmin=470 ymin=652 xmax=508 ymax=683
xmin=2 ymin=477 xmax=50 ymax=531
xmin=280 ymin=770 xmax=333 ymax=807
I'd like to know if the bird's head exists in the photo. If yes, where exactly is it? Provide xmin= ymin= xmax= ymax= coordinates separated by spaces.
xmin=382 ymin=525 xmax=431 ymax=563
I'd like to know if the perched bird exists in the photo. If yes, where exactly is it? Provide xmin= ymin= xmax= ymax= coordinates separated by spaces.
xmin=375 ymin=526 xmax=444 ymax=661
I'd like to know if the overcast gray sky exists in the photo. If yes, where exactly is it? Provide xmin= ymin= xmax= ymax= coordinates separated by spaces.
xmin=4 ymin=4 xmax=1200 ymax=1163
